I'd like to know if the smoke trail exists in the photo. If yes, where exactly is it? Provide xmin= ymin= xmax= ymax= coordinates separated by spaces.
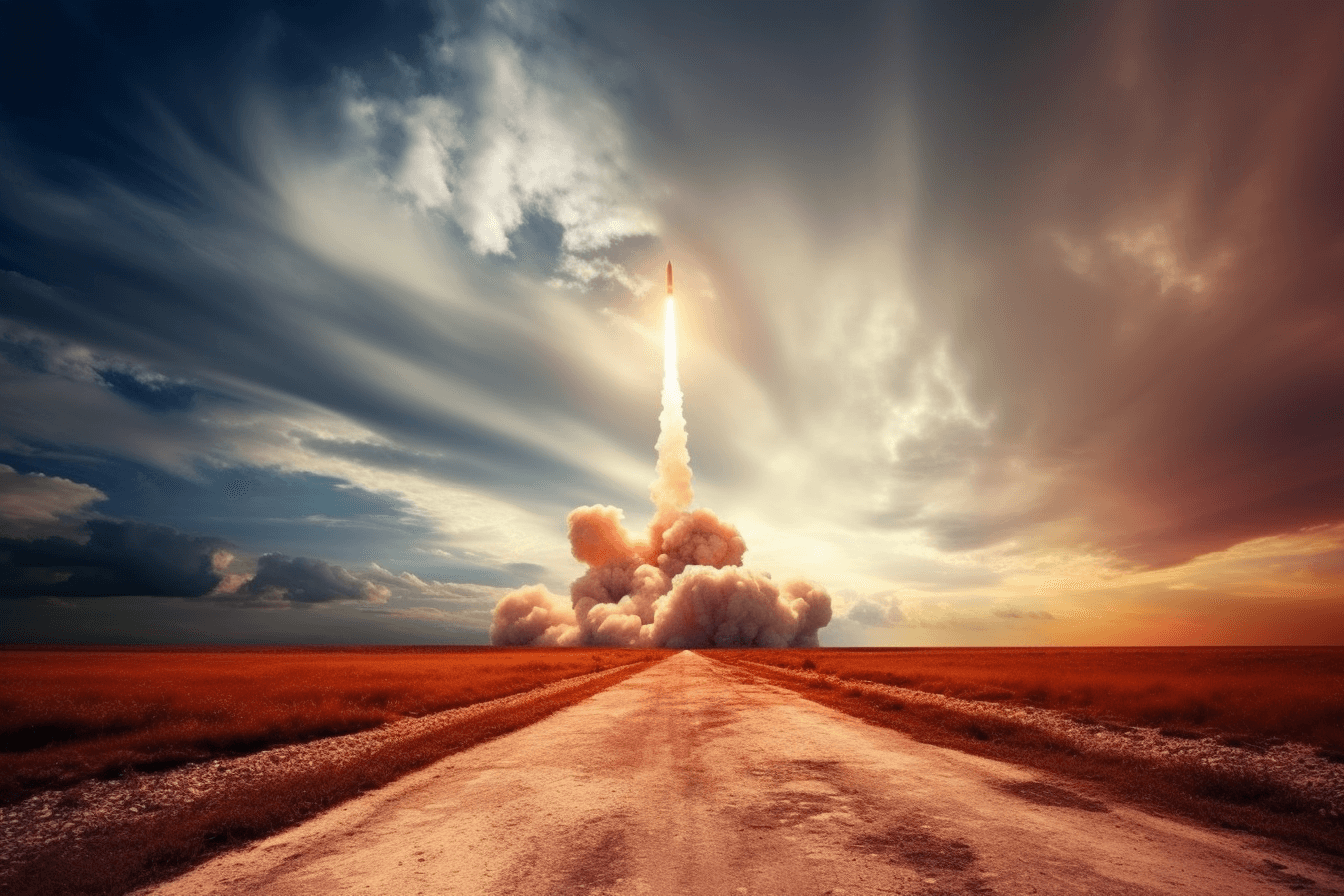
xmin=491 ymin=285 xmax=831 ymax=648
xmin=651 ymin=298 xmax=693 ymax=519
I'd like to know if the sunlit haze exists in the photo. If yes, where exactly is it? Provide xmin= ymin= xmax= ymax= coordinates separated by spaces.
xmin=1 ymin=1 xmax=1341 ymax=645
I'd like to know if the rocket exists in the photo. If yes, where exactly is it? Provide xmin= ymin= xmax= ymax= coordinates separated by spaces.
xmin=666 ymin=261 xmax=673 ymax=295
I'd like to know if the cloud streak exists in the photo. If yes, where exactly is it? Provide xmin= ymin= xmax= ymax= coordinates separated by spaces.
xmin=903 ymin=1 xmax=1344 ymax=569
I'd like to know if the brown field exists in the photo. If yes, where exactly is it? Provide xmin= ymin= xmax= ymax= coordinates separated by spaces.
xmin=0 ymin=646 xmax=669 ymax=803
xmin=707 ymin=649 xmax=1344 ymax=859
xmin=713 ymin=647 xmax=1344 ymax=751
xmin=2 ymin=657 xmax=664 ymax=896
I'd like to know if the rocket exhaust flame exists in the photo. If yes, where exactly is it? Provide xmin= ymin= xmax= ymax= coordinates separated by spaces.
xmin=491 ymin=263 xmax=831 ymax=648
xmin=652 ymin=295 xmax=692 ymax=520
xmin=664 ymin=298 xmax=677 ymax=394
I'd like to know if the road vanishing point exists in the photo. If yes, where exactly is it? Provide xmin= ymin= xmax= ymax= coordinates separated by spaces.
xmin=146 ymin=652 xmax=1343 ymax=896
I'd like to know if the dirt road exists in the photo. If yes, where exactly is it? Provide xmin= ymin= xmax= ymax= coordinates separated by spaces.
xmin=144 ymin=651 xmax=1342 ymax=896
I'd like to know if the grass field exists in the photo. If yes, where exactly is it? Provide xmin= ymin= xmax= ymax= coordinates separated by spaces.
xmin=0 ymin=646 xmax=669 ymax=802
xmin=707 ymin=648 xmax=1344 ymax=859
xmin=712 ymin=647 xmax=1344 ymax=751
xmin=2 ymin=657 xmax=664 ymax=896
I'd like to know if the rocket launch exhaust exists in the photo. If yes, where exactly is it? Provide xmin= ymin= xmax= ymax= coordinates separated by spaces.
xmin=489 ymin=261 xmax=832 ymax=648
xmin=654 ymin=266 xmax=691 ymax=517
xmin=665 ymin=262 xmax=676 ymax=388
xmin=664 ymin=296 xmax=677 ymax=397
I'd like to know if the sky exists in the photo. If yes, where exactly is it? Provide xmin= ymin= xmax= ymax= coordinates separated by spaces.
xmin=1 ymin=0 xmax=1342 ymax=646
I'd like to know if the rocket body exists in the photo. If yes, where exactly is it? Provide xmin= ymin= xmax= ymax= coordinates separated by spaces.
xmin=666 ymin=262 xmax=673 ymax=295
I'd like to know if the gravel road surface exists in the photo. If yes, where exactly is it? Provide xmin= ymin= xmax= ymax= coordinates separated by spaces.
xmin=143 ymin=651 xmax=1344 ymax=896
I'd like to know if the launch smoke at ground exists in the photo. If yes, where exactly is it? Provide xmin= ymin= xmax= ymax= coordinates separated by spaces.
xmin=491 ymin=292 xmax=832 ymax=648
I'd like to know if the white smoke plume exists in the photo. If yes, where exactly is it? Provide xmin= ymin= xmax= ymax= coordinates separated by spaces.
xmin=491 ymin=296 xmax=832 ymax=648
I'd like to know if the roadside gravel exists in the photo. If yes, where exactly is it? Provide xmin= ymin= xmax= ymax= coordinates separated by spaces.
xmin=0 ymin=663 xmax=638 ymax=886
xmin=742 ymin=660 xmax=1344 ymax=818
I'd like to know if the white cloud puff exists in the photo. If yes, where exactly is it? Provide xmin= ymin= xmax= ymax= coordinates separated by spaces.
xmin=0 ymin=464 xmax=105 ymax=541
xmin=337 ymin=2 xmax=656 ymax=258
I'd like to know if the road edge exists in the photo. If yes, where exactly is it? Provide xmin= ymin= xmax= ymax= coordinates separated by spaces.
xmin=3 ymin=658 xmax=665 ymax=896
xmin=706 ymin=653 xmax=1344 ymax=870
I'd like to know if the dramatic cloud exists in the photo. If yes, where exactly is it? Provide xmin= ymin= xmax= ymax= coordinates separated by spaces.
xmin=1 ymin=1 xmax=1340 ymax=644
xmin=0 ymin=465 xmax=105 ymax=541
xmin=903 ymin=1 xmax=1344 ymax=569
xmin=0 ymin=458 xmax=505 ymax=610
xmin=231 ymin=553 xmax=390 ymax=604
xmin=224 ymin=555 xmax=508 ymax=607
xmin=0 ymin=520 xmax=232 ymax=599
xmin=331 ymin=0 xmax=655 ymax=260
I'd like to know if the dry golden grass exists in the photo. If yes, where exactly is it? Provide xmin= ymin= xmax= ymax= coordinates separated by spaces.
xmin=2 ymin=659 xmax=662 ymax=896
xmin=0 ymin=646 xmax=669 ymax=802
xmin=715 ymin=647 xmax=1344 ymax=751
xmin=706 ymin=654 xmax=1344 ymax=860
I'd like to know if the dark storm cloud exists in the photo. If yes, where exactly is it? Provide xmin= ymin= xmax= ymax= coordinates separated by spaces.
xmin=0 ymin=519 xmax=229 ymax=598
xmin=0 ymin=466 xmax=513 ymax=607
xmin=226 ymin=553 xmax=513 ymax=608
xmin=235 ymin=553 xmax=386 ymax=604
xmin=0 ymin=594 xmax=494 ymax=645
xmin=0 ymin=447 xmax=432 ymax=562
xmin=904 ymin=1 xmax=1344 ymax=567
xmin=1 ymin=446 xmax=553 ymax=596
xmin=98 ymin=370 xmax=201 ymax=413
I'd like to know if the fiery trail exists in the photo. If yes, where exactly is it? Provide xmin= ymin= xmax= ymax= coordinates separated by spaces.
xmin=652 ymin=297 xmax=693 ymax=519
xmin=491 ymin=266 xmax=831 ymax=648
xmin=665 ymin=297 xmax=676 ymax=386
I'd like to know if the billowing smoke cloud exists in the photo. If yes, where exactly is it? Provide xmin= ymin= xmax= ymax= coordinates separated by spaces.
xmin=492 ymin=299 xmax=831 ymax=647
